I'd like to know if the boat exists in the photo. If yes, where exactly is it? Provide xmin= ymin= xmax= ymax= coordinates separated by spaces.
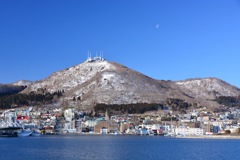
xmin=17 ymin=129 xmax=32 ymax=137
xmin=0 ymin=127 xmax=21 ymax=137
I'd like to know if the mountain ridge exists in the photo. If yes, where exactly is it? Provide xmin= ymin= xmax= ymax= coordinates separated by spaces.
xmin=3 ymin=58 xmax=240 ymax=110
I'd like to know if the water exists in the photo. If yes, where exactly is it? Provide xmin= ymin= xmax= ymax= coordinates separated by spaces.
xmin=1 ymin=135 xmax=240 ymax=160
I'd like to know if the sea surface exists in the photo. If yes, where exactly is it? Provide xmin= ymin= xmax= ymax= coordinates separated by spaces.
xmin=1 ymin=135 xmax=240 ymax=160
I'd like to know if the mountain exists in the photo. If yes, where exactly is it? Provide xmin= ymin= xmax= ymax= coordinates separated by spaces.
xmin=12 ymin=80 xmax=32 ymax=86
xmin=176 ymin=78 xmax=240 ymax=109
xmin=176 ymin=78 xmax=240 ymax=99
xmin=22 ymin=57 xmax=240 ymax=110
xmin=23 ymin=58 xmax=189 ymax=107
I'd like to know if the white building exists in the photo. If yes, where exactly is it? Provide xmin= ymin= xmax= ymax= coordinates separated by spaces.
xmin=175 ymin=126 xmax=204 ymax=136
xmin=4 ymin=111 xmax=16 ymax=124
xmin=63 ymin=108 xmax=76 ymax=133
xmin=85 ymin=120 xmax=99 ymax=127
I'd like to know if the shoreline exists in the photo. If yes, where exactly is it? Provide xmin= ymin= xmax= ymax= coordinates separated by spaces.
xmin=176 ymin=135 xmax=240 ymax=140
xmin=43 ymin=133 xmax=240 ymax=140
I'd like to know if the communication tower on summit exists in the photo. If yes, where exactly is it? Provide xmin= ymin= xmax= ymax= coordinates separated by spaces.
xmin=87 ymin=51 xmax=105 ymax=62
xmin=87 ymin=52 xmax=93 ymax=62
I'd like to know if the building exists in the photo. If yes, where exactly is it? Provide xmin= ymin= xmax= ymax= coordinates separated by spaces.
xmin=175 ymin=126 xmax=204 ymax=136
xmin=120 ymin=122 xmax=135 ymax=134
xmin=94 ymin=121 xmax=119 ymax=134
xmin=63 ymin=108 xmax=76 ymax=133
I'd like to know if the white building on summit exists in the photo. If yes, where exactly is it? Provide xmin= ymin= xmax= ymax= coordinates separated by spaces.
xmin=87 ymin=52 xmax=104 ymax=62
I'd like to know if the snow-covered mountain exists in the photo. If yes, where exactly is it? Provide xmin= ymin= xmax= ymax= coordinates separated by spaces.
xmin=22 ymin=57 xmax=240 ymax=109
xmin=175 ymin=78 xmax=240 ymax=109
xmin=176 ymin=78 xmax=240 ymax=99
xmin=13 ymin=80 xmax=32 ymax=86
xmin=24 ymin=58 xmax=189 ymax=107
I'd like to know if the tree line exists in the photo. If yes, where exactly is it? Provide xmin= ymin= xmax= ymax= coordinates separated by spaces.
xmin=0 ymin=85 xmax=26 ymax=97
xmin=215 ymin=96 xmax=240 ymax=108
xmin=93 ymin=98 xmax=194 ymax=114
xmin=0 ymin=90 xmax=63 ymax=109
xmin=165 ymin=98 xmax=192 ymax=113
xmin=94 ymin=103 xmax=161 ymax=114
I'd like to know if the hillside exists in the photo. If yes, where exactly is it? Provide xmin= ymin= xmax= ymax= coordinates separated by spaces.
xmin=23 ymin=58 xmax=192 ymax=109
xmin=175 ymin=78 xmax=240 ymax=110
xmin=20 ymin=57 xmax=240 ymax=111
xmin=176 ymin=78 xmax=240 ymax=99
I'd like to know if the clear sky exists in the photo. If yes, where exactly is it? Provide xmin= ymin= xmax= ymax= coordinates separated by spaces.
xmin=1 ymin=0 xmax=240 ymax=87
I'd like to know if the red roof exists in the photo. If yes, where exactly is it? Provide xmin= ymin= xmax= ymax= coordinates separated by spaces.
xmin=16 ymin=116 xmax=29 ymax=120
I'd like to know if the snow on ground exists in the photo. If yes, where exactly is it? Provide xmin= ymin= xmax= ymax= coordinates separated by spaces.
xmin=28 ymin=60 xmax=115 ymax=93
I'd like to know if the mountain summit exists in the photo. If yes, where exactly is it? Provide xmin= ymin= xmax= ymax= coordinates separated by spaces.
xmin=24 ymin=57 xmax=187 ymax=107
xmin=23 ymin=57 xmax=240 ymax=110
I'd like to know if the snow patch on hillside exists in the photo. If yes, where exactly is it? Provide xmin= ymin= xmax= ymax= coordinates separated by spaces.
xmin=28 ymin=60 xmax=115 ymax=93
xmin=13 ymin=80 xmax=32 ymax=86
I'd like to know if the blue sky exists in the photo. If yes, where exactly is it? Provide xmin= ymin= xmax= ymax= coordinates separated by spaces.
xmin=1 ymin=0 xmax=240 ymax=87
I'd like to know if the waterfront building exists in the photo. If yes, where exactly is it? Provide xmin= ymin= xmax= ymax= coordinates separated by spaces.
xmin=175 ymin=126 xmax=204 ymax=136
xmin=120 ymin=122 xmax=135 ymax=134
xmin=63 ymin=108 xmax=76 ymax=133
xmin=94 ymin=121 xmax=118 ymax=134
xmin=136 ymin=128 xmax=148 ymax=135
